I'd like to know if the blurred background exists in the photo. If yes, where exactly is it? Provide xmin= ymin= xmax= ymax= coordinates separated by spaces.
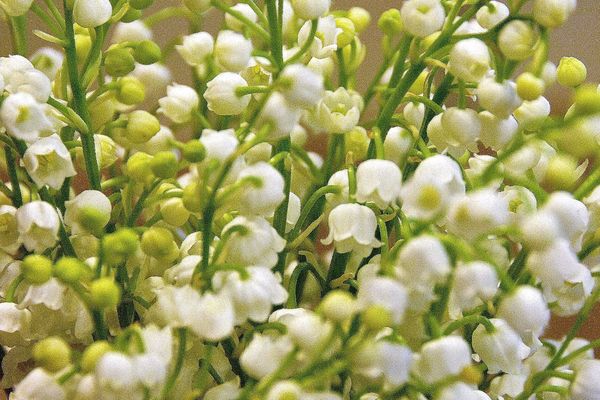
xmin=1 ymin=0 xmax=600 ymax=342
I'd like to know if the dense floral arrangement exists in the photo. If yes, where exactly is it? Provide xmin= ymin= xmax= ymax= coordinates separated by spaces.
xmin=1 ymin=0 xmax=600 ymax=398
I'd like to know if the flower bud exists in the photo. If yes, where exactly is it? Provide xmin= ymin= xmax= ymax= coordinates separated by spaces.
xmin=320 ymin=290 xmax=356 ymax=322
xmin=1 ymin=0 xmax=33 ymax=16
xmin=362 ymin=304 xmax=393 ymax=331
xmin=335 ymin=17 xmax=356 ymax=48
xmin=183 ymin=0 xmax=209 ymax=13
xmin=176 ymin=32 xmax=214 ymax=67
xmin=533 ymin=0 xmax=576 ymax=28
xmin=572 ymin=84 xmax=600 ymax=115
xmin=225 ymin=3 xmax=257 ymax=32
xmin=498 ymin=20 xmax=538 ymax=61
xmin=204 ymin=72 xmax=250 ymax=116
xmin=290 ymin=0 xmax=330 ymax=20
xmin=160 ymin=198 xmax=190 ymax=227
xmin=542 ymin=154 xmax=579 ymax=190
xmin=89 ymin=277 xmax=121 ymax=309
xmin=448 ymin=38 xmax=491 ymax=83
xmin=102 ymin=228 xmax=139 ymax=265
xmin=104 ymin=48 xmax=135 ymax=77
xmin=378 ymin=8 xmax=403 ymax=36
xmin=182 ymin=140 xmax=206 ymax=163
xmin=516 ymin=72 xmax=545 ymax=101
xmin=158 ymin=84 xmax=200 ymax=123
xmin=348 ymin=7 xmax=370 ymax=33
xmin=129 ymin=0 xmax=153 ymax=10
xmin=476 ymin=1 xmax=509 ymax=29
xmin=121 ymin=7 xmax=142 ymax=22
xmin=400 ymin=0 xmax=445 ymax=38
xmin=65 ymin=190 xmax=112 ymax=236
xmin=21 ymin=254 xmax=53 ymax=285
xmin=126 ymin=110 xmax=160 ymax=144
xmin=557 ymin=57 xmax=587 ymax=87
xmin=32 ymin=337 xmax=71 ymax=373
xmin=141 ymin=227 xmax=178 ymax=261
xmin=150 ymin=151 xmax=178 ymax=178
xmin=214 ymin=30 xmax=252 ymax=73
xmin=345 ymin=126 xmax=370 ymax=161
xmin=54 ymin=257 xmax=90 ymax=284
xmin=125 ymin=151 xmax=154 ymax=184
xmin=133 ymin=40 xmax=162 ymax=65
xmin=182 ymin=182 xmax=203 ymax=213
xmin=81 ymin=341 xmax=112 ymax=373
xmin=73 ymin=0 xmax=112 ymax=28
xmin=116 ymin=76 xmax=145 ymax=105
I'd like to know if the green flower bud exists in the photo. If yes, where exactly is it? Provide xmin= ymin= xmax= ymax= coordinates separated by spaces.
xmin=81 ymin=341 xmax=112 ymax=373
xmin=336 ymin=17 xmax=356 ymax=48
xmin=573 ymin=84 xmax=600 ymax=115
xmin=319 ymin=290 xmax=356 ymax=322
xmin=150 ymin=151 xmax=179 ymax=178
xmin=21 ymin=254 xmax=53 ymax=285
xmin=126 ymin=152 xmax=155 ymax=184
xmin=516 ymin=72 xmax=545 ymax=101
xmin=378 ymin=8 xmax=403 ymax=36
xmin=126 ymin=110 xmax=160 ymax=144
xmin=141 ymin=227 xmax=178 ymax=261
xmin=160 ymin=198 xmax=191 ymax=227
xmin=129 ymin=0 xmax=154 ymax=10
xmin=54 ymin=257 xmax=91 ymax=284
xmin=102 ymin=228 xmax=140 ymax=266
xmin=557 ymin=57 xmax=587 ymax=88
xmin=104 ymin=47 xmax=135 ymax=77
xmin=347 ymin=7 xmax=371 ymax=33
xmin=89 ymin=277 xmax=121 ymax=309
xmin=362 ymin=304 xmax=392 ymax=331
xmin=116 ymin=76 xmax=146 ymax=105
xmin=78 ymin=207 xmax=110 ymax=236
xmin=542 ymin=154 xmax=579 ymax=190
xmin=344 ymin=127 xmax=369 ymax=162
xmin=342 ymin=36 xmax=366 ymax=74
xmin=133 ymin=40 xmax=162 ymax=65
xmin=75 ymin=34 xmax=92 ymax=64
xmin=121 ymin=7 xmax=142 ymax=22
xmin=182 ymin=181 xmax=203 ymax=212
xmin=182 ymin=140 xmax=206 ymax=163
xmin=32 ymin=337 xmax=71 ymax=373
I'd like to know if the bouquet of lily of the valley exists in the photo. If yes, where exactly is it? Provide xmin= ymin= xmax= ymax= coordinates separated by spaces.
xmin=1 ymin=0 xmax=600 ymax=398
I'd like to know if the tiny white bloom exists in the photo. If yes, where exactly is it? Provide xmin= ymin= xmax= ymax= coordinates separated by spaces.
xmin=112 ymin=20 xmax=152 ymax=43
xmin=384 ymin=127 xmax=413 ymax=165
xmin=290 ymin=0 xmax=330 ymax=20
xmin=73 ymin=0 xmax=112 ymax=28
xmin=204 ymin=72 xmax=251 ymax=116
xmin=0 ymin=205 xmax=19 ymax=251
xmin=498 ymin=20 xmax=538 ymax=61
xmin=0 ymin=92 xmax=53 ymax=142
xmin=400 ymin=0 xmax=445 ymax=38
xmin=214 ymin=30 xmax=253 ymax=72
xmin=479 ymin=111 xmax=519 ymax=151
xmin=256 ymin=93 xmax=301 ymax=140
xmin=449 ymin=261 xmax=499 ymax=318
xmin=476 ymin=1 xmax=510 ymax=29
xmin=447 ymin=189 xmax=510 ymax=241
xmin=176 ymin=32 xmax=214 ymax=66
xmin=356 ymin=159 xmax=402 ymax=209
xmin=280 ymin=64 xmax=325 ymax=108
xmin=476 ymin=78 xmax=522 ymax=119
xmin=472 ymin=318 xmax=530 ymax=374
xmin=240 ymin=333 xmax=295 ymax=379
xmin=23 ymin=134 xmax=76 ymax=190
xmin=412 ymin=336 xmax=472 ymax=384
xmin=322 ymin=203 xmax=381 ymax=258
xmin=314 ymin=87 xmax=362 ymax=133
xmin=571 ymin=360 xmax=600 ymax=400
xmin=428 ymin=107 xmax=481 ymax=157
xmin=0 ymin=302 xmax=31 ymax=347
xmin=12 ymin=368 xmax=65 ymax=400
xmin=298 ymin=16 xmax=339 ymax=59
xmin=533 ymin=0 xmax=576 ymax=28
xmin=233 ymin=161 xmax=285 ymax=217
xmin=16 ymin=201 xmax=60 ymax=252
xmin=158 ymin=83 xmax=199 ymax=124
xmin=64 ymin=190 xmax=112 ymax=235
xmin=497 ymin=285 xmax=550 ymax=347
xmin=448 ymin=39 xmax=491 ymax=83
xmin=357 ymin=276 xmax=408 ymax=325
xmin=514 ymin=96 xmax=551 ymax=131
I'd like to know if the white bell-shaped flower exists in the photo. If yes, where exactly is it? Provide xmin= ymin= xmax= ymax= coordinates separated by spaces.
xmin=448 ymin=39 xmax=491 ymax=83
xmin=479 ymin=111 xmax=519 ymax=151
xmin=449 ymin=261 xmax=499 ymax=318
xmin=16 ymin=201 xmax=60 ymax=252
xmin=0 ymin=92 xmax=53 ymax=142
xmin=357 ymin=276 xmax=408 ymax=325
xmin=12 ymin=368 xmax=65 ymax=400
xmin=314 ymin=87 xmax=362 ymax=134
xmin=384 ymin=127 xmax=413 ymax=165
xmin=412 ymin=335 xmax=472 ymax=384
xmin=158 ymin=83 xmax=199 ymax=124
xmin=400 ymin=0 xmax=445 ymax=38
xmin=298 ymin=16 xmax=339 ymax=59
xmin=322 ymin=203 xmax=381 ymax=258
xmin=95 ymin=352 xmax=141 ymax=398
xmin=476 ymin=1 xmax=510 ymax=29
xmin=498 ymin=20 xmax=538 ymax=61
xmin=447 ymin=188 xmax=510 ymax=240
xmin=325 ymin=170 xmax=350 ymax=208
xmin=225 ymin=3 xmax=257 ymax=32
xmin=514 ymin=96 xmax=551 ymax=131
xmin=284 ymin=309 xmax=333 ymax=351
xmin=240 ymin=333 xmax=295 ymax=379
xmin=221 ymin=215 xmax=286 ymax=268
xmin=204 ymin=72 xmax=251 ymax=116
xmin=213 ymin=266 xmax=287 ymax=324
xmin=0 ymin=302 xmax=31 ymax=347
xmin=397 ymin=235 xmax=451 ymax=286
xmin=351 ymin=339 xmax=413 ymax=388
xmin=428 ymin=107 xmax=481 ymax=157
xmin=214 ymin=30 xmax=252 ymax=72
xmin=73 ymin=0 xmax=112 ymax=28
xmin=64 ymin=190 xmax=112 ymax=235
xmin=199 ymin=128 xmax=239 ymax=164
xmin=290 ymin=0 xmax=330 ymax=20
xmin=436 ymin=383 xmax=491 ymax=400
xmin=497 ymin=285 xmax=550 ymax=347
xmin=23 ymin=134 xmax=76 ymax=190
xmin=0 ymin=205 xmax=19 ymax=251
xmin=112 ymin=20 xmax=152 ymax=43
xmin=356 ymin=159 xmax=402 ymax=209
xmin=280 ymin=64 xmax=325 ymax=109
xmin=541 ymin=191 xmax=589 ymax=251
xmin=533 ymin=0 xmax=576 ymax=28
xmin=476 ymin=78 xmax=522 ymax=119
xmin=1 ymin=56 xmax=51 ymax=102
xmin=176 ymin=32 xmax=214 ymax=66
xmin=571 ymin=360 xmax=600 ymax=400
xmin=233 ymin=161 xmax=285 ymax=217
xmin=256 ymin=93 xmax=301 ymax=140
xmin=472 ymin=318 xmax=530 ymax=374
xmin=31 ymin=47 xmax=64 ymax=80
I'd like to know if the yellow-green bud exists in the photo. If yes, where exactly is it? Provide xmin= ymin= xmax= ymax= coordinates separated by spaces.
xmin=79 ymin=207 xmax=109 ymax=236
xmin=320 ymin=290 xmax=355 ymax=322
xmin=182 ymin=140 xmax=206 ymax=163
xmin=89 ymin=278 xmax=121 ymax=309
xmin=336 ymin=17 xmax=356 ymax=48
xmin=182 ymin=181 xmax=203 ymax=212
xmin=129 ymin=0 xmax=154 ymax=10
xmin=573 ymin=84 xmax=600 ymax=115
xmin=347 ymin=7 xmax=371 ymax=33
xmin=345 ymin=127 xmax=369 ymax=162
xmin=409 ymin=70 xmax=429 ymax=95
xmin=21 ymin=254 xmax=53 ymax=285
xmin=126 ymin=110 xmax=160 ymax=144
xmin=54 ymin=257 xmax=90 ymax=284
xmin=102 ymin=228 xmax=139 ymax=266
xmin=141 ymin=227 xmax=179 ymax=261
xmin=378 ymin=8 xmax=403 ymax=36
xmin=362 ymin=304 xmax=392 ymax=331
xmin=543 ymin=154 xmax=579 ymax=190
xmin=105 ymin=48 xmax=136 ymax=77
xmin=341 ymin=36 xmax=366 ymax=74
xmin=126 ymin=152 xmax=154 ymax=184
xmin=160 ymin=198 xmax=191 ymax=227
xmin=121 ymin=7 xmax=142 ymax=22
xmin=134 ymin=40 xmax=162 ymax=65
xmin=75 ymin=34 xmax=92 ymax=64
xmin=516 ymin=72 xmax=545 ymax=101
xmin=557 ymin=57 xmax=587 ymax=87
xmin=117 ymin=77 xmax=146 ymax=105
xmin=32 ymin=337 xmax=71 ymax=373
xmin=81 ymin=341 xmax=112 ymax=373
xmin=150 ymin=151 xmax=179 ymax=178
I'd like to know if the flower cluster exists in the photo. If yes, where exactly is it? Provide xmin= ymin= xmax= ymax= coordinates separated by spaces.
xmin=1 ymin=0 xmax=600 ymax=399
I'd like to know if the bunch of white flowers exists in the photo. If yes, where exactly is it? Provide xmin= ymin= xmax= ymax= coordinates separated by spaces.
xmin=1 ymin=0 xmax=600 ymax=399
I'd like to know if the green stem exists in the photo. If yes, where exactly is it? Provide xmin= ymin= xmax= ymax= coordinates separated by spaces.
xmin=285 ymin=19 xmax=318 ymax=65
xmin=212 ymin=0 xmax=270 ymax=42
xmin=9 ymin=16 xmax=28 ymax=55
xmin=63 ymin=0 xmax=101 ymax=190
xmin=5 ymin=275 xmax=24 ymax=303
xmin=443 ymin=315 xmax=496 ymax=335
xmin=266 ymin=0 xmax=283 ymax=71
xmin=337 ymin=48 xmax=348 ymax=88
xmin=287 ymin=185 xmax=341 ymax=241
xmin=4 ymin=146 xmax=23 ymax=207
xmin=161 ymin=328 xmax=187 ymax=399
xmin=325 ymin=251 xmax=351 ymax=292
xmin=574 ymin=162 xmax=600 ymax=200
xmin=273 ymin=138 xmax=291 ymax=276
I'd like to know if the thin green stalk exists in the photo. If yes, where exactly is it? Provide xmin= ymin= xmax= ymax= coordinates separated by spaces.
xmin=443 ymin=315 xmax=496 ymax=335
xmin=9 ymin=16 xmax=28 ymax=55
xmin=266 ymin=0 xmax=283 ymax=71
xmin=574 ymin=162 xmax=600 ymax=199
xmin=285 ymin=19 xmax=318 ymax=65
xmin=273 ymin=138 xmax=292 ymax=276
xmin=287 ymin=185 xmax=341 ymax=241
xmin=212 ymin=0 xmax=269 ymax=42
xmin=161 ymin=328 xmax=187 ymax=399
xmin=4 ymin=146 xmax=23 ymax=207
